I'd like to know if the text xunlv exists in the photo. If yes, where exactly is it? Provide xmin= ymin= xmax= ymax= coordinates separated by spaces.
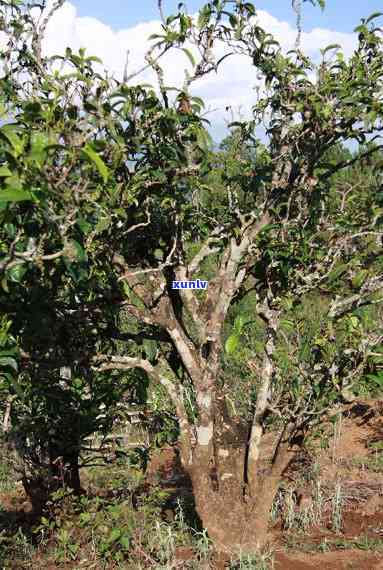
xmin=172 ymin=280 xmax=208 ymax=290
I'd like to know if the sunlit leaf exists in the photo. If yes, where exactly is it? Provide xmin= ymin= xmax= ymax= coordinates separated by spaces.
xmin=225 ymin=334 xmax=240 ymax=355
xmin=82 ymin=144 xmax=109 ymax=183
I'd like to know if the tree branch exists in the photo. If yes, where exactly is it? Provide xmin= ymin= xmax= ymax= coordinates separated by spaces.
xmin=92 ymin=354 xmax=193 ymax=464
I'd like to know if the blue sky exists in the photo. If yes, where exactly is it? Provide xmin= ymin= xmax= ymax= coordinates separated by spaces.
xmin=71 ymin=1 xmax=382 ymax=34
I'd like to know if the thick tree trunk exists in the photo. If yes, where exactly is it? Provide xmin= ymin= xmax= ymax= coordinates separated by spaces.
xmin=247 ymin=304 xmax=280 ymax=492
xmin=188 ymin=448 xmax=285 ymax=553
xmin=190 ymin=454 xmax=252 ymax=552
xmin=178 ymin=411 xmax=295 ymax=553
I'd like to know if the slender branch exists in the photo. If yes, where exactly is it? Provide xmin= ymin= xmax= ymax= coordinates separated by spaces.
xmin=108 ymin=329 xmax=171 ymax=343
xmin=247 ymin=300 xmax=280 ymax=494
xmin=122 ymin=49 xmax=130 ymax=83
xmin=320 ymin=145 xmax=383 ymax=182
xmin=188 ymin=227 xmax=225 ymax=275
xmin=292 ymin=0 xmax=302 ymax=50
xmin=125 ymin=45 xmax=171 ymax=83
xmin=123 ymin=201 xmax=151 ymax=235
xmin=174 ymin=264 xmax=206 ymax=343
xmin=328 ymin=276 xmax=383 ymax=319
xmin=204 ymin=212 xmax=270 ymax=341
xmin=158 ymin=0 xmax=166 ymax=24
xmin=31 ymin=0 xmax=66 ymax=69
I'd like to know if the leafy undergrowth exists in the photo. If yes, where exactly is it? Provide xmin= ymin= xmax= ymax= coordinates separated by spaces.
xmin=0 ymin=399 xmax=383 ymax=569
xmin=0 ymin=459 xmax=210 ymax=569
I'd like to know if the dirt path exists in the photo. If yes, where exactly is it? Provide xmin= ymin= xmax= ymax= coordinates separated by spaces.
xmin=275 ymin=550 xmax=383 ymax=569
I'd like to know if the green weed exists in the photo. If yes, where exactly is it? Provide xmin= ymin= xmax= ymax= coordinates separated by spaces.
xmin=229 ymin=548 xmax=274 ymax=569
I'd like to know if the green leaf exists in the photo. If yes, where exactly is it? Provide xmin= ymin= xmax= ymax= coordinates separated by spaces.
xmin=82 ymin=144 xmax=109 ymax=183
xmin=68 ymin=543 xmax=79 ymax=555
xmin=62 ymin=259 xmax=88 ymax=283
xmin=148 ymin=33 xmax=164 ymax=41
xmin=225 ymin=334 xmax=240 ymax=355
xmin=86 ymin=55 xmax=103 ymax=64
xmin=198 ymin=6 xmax=212 ymax=29
xmin=0 ymin=356 xmax=18 ymax=371
xmin=0 ymin=188 xmax=32 ymax=202
xmin=79 ymin=512 xmax=91 ymax=527
xmin=327 ymin=263 xmax=348 ymax=283
xmin=94 ymin=214 xmax=110 ymax=234
xmin=76 ymin=215 xmax=93 ymax=235
xmin=29 ymin=132 xmax=48 ymax=166
xmin=320 ymin=44 xmax=341 ymax=56
xmin=366 ymin=372 xmax=383 ymax=387
xmin=122 ymin=282 xmax=131 ymax=299
xmin=281 ymin=318 xmax=295 ymax=333
xmin=154 ymin=248 xmax=163 ymax=260
xmin=196 ymin=128 xmax=212 ymax=151
xmin=348 ymin=316 xmax=359 ymax=329
xmin=243 ymin=2 xmax=256 ymax=15
xmin=354 ymin=24 xmax=368 ymax=34
xmin=190 ymin=96 xmax=205 ymax=110
xmin=143 ymin=339 xmax=157 ymax=361
xmin=181 ymin=47 xmax=196 ymax=66
xmin=1 ymin=277 xmax=9 ymax=292
xmin=0 ymin=125 xmax=24 ymax=157
xmin=68 ymin=240 xmax=88 ymax=262
xmin=306 ymin=0 xmax=325 ymax=9
xmin=7 ymin=263 xmax=27 ymax=283
xmin=108 ymin=528 xmax=121 ymax=543
xmin=119 ymin=534 xmax=131 ymax=549
xmin=365 ymin=12 xmax=383 ymax=24
xmin=0 ymin=166 xmax=12 ymax=177
xmin=165 ymin=31 xmax=180 ymax=43
xmin=233 ymin=315 xmax=246 ymax=334
xmin=352 ymin=269 xmax=368 ymax=288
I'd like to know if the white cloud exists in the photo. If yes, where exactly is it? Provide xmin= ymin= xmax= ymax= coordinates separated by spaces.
xmin=34 ymin=1 xmax=357 ymax=140
xmin=256 ymin=10 xmax=356 ymax=58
